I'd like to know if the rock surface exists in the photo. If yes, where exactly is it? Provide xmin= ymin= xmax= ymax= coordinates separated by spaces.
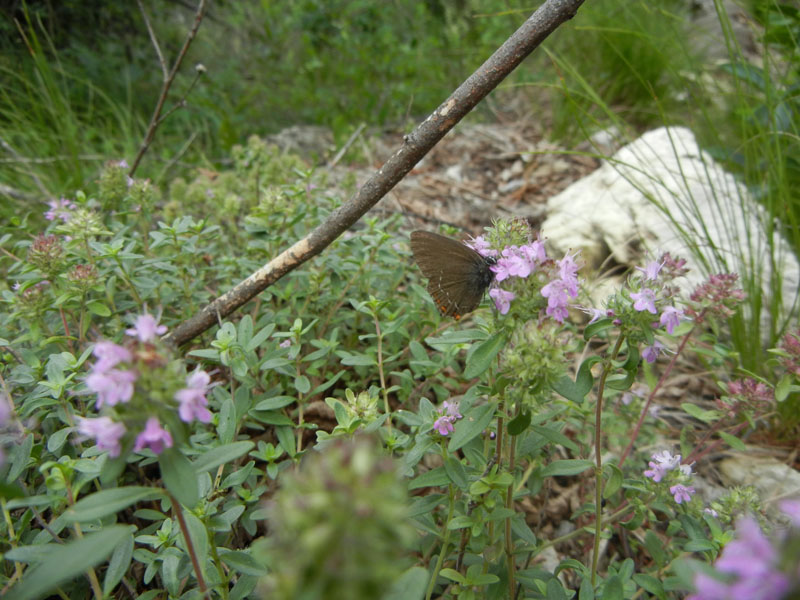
xmin=541 ymin=126 xmax=799 ymax=324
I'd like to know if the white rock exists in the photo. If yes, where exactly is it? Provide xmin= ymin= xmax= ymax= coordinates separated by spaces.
xmin=718 ymin=455 xmax=800 ymax=505
xmin=541 ymin=127 xmax=799 ymax=326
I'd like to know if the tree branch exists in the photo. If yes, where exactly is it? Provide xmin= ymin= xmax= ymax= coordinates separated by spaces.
xmin=129 ymin=0 xmax=207 ymax=177
xmin=164 ymin=0 xmax=585 ymax=347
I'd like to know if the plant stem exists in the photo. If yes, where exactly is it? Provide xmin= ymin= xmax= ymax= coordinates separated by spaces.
xmin=425 ymin=485 xmax=456 ymax=600
xmin=207 ymin=523 xmax=230 ymax=600
xmin=506 ymin=403 xmax=519 ymax=598
xmin=373 ymin=312 xmax=393 ymax=430
xmin=618 ymin=316 xmax=702 ymax=467
xmin=591 ymin=334 xmax=624 ymax=586
xmin=169 ymin=492 xmax=208 ymax=595
xmin=65 ymin=483 xmax=103 ymax=599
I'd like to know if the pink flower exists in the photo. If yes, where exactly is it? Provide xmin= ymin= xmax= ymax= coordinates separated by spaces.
xmin=489 ymin=287 xmax=515 ymax=315
xmin=87 ymin=369 xmax=137 ymax=408
xmin=134 ymin=417 xmax=173 ymax=455
xmin=670 ymin=484 xmax=695 ymax=504
xmin=126 ymin=313 xmax=167 ymax=343
xmin=636 ymin=260 xmax=664 ymax=281
xmin=631 ymin=288 xmax=657 ymax=314
xmin=541 ymin=279 xmax=571 ymax=323
xmin=433 ymin=416 xmax=455 ymax=436
xmin=644 ymin=450 xmax=681 ymax=482
xmin=651 ymin=450 xmax=681 ymax=469
xmin=44 ymin=197 xmax=76 ymax=222
xmin=465 ymin=235 xmax=498 ymax=258
xmin=577 ymin=306 xmax=609 ymax=324
xmin=175 ymin=370 xmax=213 ymax=423
xmin=443 ymin=400 xmax=462 ymax=420
xmin=644 ymin=462 xmax=668 ymax=482
xmin=279 ymin=339 xmax=291 ymax=349
xmin=92 ymin=341 xmax=132 ymax=373
xmin=642 ymin=340 xmax=665 ymax=364
xmin=687 ymin=517 xmax=790 ymax=600
xmin=659 ymin=306 xmax=683 ymax=334
xmin=521 ymin=240 xmax=546 ymax=265
xmin=77 ymin=416 xmax=126 ymax=457
xmin=557 ymin=252 xmax=580 ymax=296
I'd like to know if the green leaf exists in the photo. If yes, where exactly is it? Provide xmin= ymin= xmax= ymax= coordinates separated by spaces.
xmin=177 ymin=510 xmax=208 ymax=580
xmin=237 ymin=315 xmax=253 ymax=347
xmin=66 ymin=487 xmax=163 ymax=522
xmin=464 ymin=332 xmax=506 ymax=379
xmin=553 ymin=356 xmax=600 ymax=402
xmin=382 ymin=566 xmax=429 ymax=600
xmin=542 ymin=459 xmax=594 ymax=478
xmin=579 ymin=576 xmax=594 ymax=600
xmin=603 ymin=463 xmax=623 ymax=498
xmin=47 ymin=426 xmax=74 ymax=453
xmin=408 ymin=466 xmax=449 ymax=490
xmin=546 ymin=577 xmax=568 ymax=600
xmin=294 ymin=375 xmax=311 ymax=394
xmin=775 ymin=374 xmax=793 ymax=402
xmin=683 ymin=539 xmax=715 ymax=552
xmin=159 ymin=448 xmax=200 ymax=508
xmin=507 ymin=409 xmax=531 ymax=436
xmin=530 ymin=424 xmax=579 ymax=452
xmin=309 ymin=371 xmax=344 ymax=395
xmin=644 ymin=530 xmax=666 ymax=565
xmin=681 ymin=402 xmax=720 ymax=423
xmin=86 ymin=301 xmax=111 ymax=316
xmin=254 ymin=396 xmax=295 ymax=411
xmin=7 ymin=433 xmax=33 ymax=482
xmin=7 ymin=526 xmax=131 ymax=600
xmin=444 ymin=456 xmax=468 ymax=490
xmin=605 ymin=370 xmax=635 ymax=390
xmin=220 ymin=550 xmax=269 ymax=576
xmin=245 ymin=323 xmax=275 ymax=352
xmin=103 ymin=530 xmax=134 ymax=596
xmin=217 ymin=395 xmax=236 ymax=445
xmin=448 ymin=403 xmax=496 ymax=453
xmin=601 ymin=575 xmax=623 ymax=600
xmin=633 ymin=573 xmax=665 ymax=599
xmin=193 ymin=442 xmax=254 ymax=474
xmin=439 ymin=568 xmax=466 ymax=583
xmin=718 ymin=431 xmax=746 ymax=451
xmin=584 ymin=318 xmax=614 ymax=340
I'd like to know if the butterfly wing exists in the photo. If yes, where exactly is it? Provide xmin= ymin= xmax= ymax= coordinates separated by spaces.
xmin=410 ymin=231 xmax=493 ymax=319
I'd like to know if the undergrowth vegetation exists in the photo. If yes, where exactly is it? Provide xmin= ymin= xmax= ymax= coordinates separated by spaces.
xmin=1 ymin=0 xmax=799 ymax=598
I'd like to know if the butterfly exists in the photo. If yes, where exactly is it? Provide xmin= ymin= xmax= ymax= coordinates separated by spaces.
xmin=410 ymin=230 xmax=496 ymax=320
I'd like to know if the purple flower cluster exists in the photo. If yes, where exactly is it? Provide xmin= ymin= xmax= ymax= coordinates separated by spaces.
xmin=630 ymin=261 xmax=685 ymax=331
xmin=78 ymin=312 xmax=213 ymax=458
xmin=644 ymin=450 xmax=696 ymax=504
xmin=688 ymin=501 xmax=800 ymax=600
xmin=779 ymin=329 xmax=800 ymax=378
xmin=686 ymin=273 xmax=745 ymax=322
xmin=44 ymin=197 xmax=76 ymax=222
xmin=175 ymin=370 xmax=213 ymax=423
xmin=481 ymin=234 xmax=580 ymax=321
xmin=540 ymin=252 xmax=580 ymax=323
xmin=433 ymin=400 xmax=462 ymax=436
xmin=133 ymin=417 xmax=173 ymax=454
xmin=466 ymin=235 xmax=498 ymax=259
xmin=86 ymin=341 xmax=136 ymax=408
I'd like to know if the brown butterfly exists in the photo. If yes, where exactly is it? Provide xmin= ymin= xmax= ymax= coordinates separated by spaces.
xmin=410 ymin=230 xmax=496 ymax=320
